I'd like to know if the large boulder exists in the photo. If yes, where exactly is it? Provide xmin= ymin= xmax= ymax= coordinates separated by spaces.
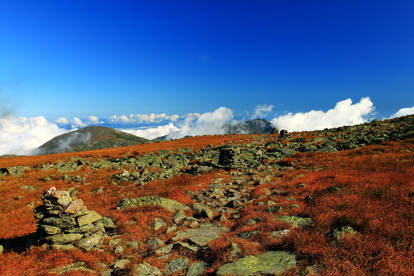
xmin=216 ymin=251 xmax=296 ymax=275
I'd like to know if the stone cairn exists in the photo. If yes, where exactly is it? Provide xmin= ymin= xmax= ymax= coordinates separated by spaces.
xmin=34 ymin=187 xmax=106 ymax=250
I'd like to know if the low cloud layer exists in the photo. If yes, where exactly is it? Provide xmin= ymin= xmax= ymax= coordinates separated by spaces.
xmin=0 ymin=115 xmax=67 ymax=155
xmin=1 ymin=98 xmax=412 ymax=156
xmin=110 ymin=113 xmax=180 ymax=124
xmin=389 ymin=106 xmax=414 ymax=118
xmin=271 ymin=97 xmax=374 ymax=132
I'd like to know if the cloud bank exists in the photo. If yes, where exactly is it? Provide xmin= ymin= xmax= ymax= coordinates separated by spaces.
xmin=271 ymin=97 xmax=374 ymax=132
xmin=110 ymin=113 xmax=180 ymax=124
xmin=0 ymin=115 xmax=67 ymax=155
xmin=389 ymin=106 xmax=414 ymax=118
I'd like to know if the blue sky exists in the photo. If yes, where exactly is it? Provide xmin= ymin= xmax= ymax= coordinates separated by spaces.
xmin=0 ymin=0 xmax=413 ymax=119
xmin=0 ymin=1 xmax=414 ymax=155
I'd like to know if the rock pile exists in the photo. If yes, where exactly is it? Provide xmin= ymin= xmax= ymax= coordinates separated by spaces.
xmin=34 ymin=187 xmax=106 ymax=250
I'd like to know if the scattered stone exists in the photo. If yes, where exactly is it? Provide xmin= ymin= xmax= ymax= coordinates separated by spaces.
xmin=166 ymin=257 xmax=189 ymax=274
xmin=134 ymin=263 xmax=162 ymax=276
xmin=112 ymin=259 xmax=130 ymax=270
xmin=117 ymin=196 xmax=189 ymax=212
xmin=271 ymin=229 xmax=291 ymax=238
xmin=114 ymin=245 xmax=124 ymax=254
xmin=172 ymin=224 xmax=228 ymax=247
xmin=186 ymin=262 xmax=206 ymax=276
xmin=277 ymin=216 xmax=312 ymax=228
xmin=229 ymin=242 xmax=243 ymax=260
xmin=192 ymin=203 xmax=214 ymax=219
xmin=155 ymin=244 xmax=173 ymax=255
xmin=126 ymin=240 xmax=139 ymax=249
xmin=216 ymin=251 xmax=296 ymax=275
xmin=147 ymin=238 xmax=165 ymax=250
xmin=173 ymin=210 xmax=187 ymax=225
xmin=166 ymin=225 xmax=177 ymax=234
xmin=152 ymin=218 xmax=167 ymax=231
xmin=49 ymin=261 xmax=96 ymax=274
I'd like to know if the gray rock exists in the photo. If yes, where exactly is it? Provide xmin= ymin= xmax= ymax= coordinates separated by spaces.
xmin=77 ymin=233 xmax=103 ymax=250
xmin=172 ymin=224 xmax=228 ymax=247
xmin=152 ymin=218 xmax=167 ymax=231
xmin=173 ymin=210 xmax=187 ymax=225
xmin=134 ymin=263 xmax=162 ymax=276
xmin=148 ymin=237 xmax=165 ymax=250
xmin=113 ymin=259 xmax=130 ymax=269
xmin=192 ymin=203 xmax=214 ymax=219
xmin=216 ymin=251 xmax=296 ymax=275
xmin=77 ymin=210 xmax=102 ymax=226
xmin=186 ymin=262 xmax=206 ymax=276
xmin=166 ymin=257 xmax=189 ymax=274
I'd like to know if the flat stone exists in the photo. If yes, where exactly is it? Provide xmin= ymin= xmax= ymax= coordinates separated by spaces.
xmin=186 ymin=262 xmax=206 ymax=276
xmin=155 ymin=244 xmax=173 ymax=255
xmin=66 ymin=223 xmax=104 ymax=234
xmin=276 ymin=216 xmax=312 ymax=228
xmin=134 ymin=263 xmax=162 ymax=276
xmin=152 ymin=218 xmax=167 ymax=231
xmin=148 ymin=238 xmax=165 ymax=250
xmin=77 ymin=233 xmax=103 ymax=250
xmin=64 ymin=199 xmax=84 ymax=214
xmin=77 ymin=211 xmax=102 ymax=226
xmin=117 ymin=196 xmax=189 ymax=212
xmin=46 ymin=233 xmax=83 ymax=244
xmin=42 ymin=217 xmax=77 ymax=229
xmin=173 ymin=210 xmax=187 ymax=225
xmin=216 ymin=251 xmax=296 ymax=275
xmin=172 ymin=224 xmax=228 ymax=247
xmin=166 ymin=257 xmax=189 ymax=274
xmin=40 ymin=225 xmax=61 ymax=235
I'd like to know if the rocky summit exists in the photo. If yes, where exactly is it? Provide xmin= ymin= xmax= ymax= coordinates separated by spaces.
xmin=0 ymin=115 xmax=413 ymax=275
xmin=34 ymin=187 xmax=112 ymax=251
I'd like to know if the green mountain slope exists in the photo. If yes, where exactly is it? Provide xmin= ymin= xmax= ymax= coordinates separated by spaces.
xmin=37 ymin=126 xmax=148 ymax=154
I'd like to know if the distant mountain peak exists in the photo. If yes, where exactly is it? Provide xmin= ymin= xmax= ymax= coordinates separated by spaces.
xmin=36 ymin=126 xmax=148 ymax=155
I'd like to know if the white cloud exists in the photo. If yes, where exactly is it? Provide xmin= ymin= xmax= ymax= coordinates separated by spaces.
xmin=389 ymin=106 xmax=414 ymax=118
xmin=73 ymin=117 xmax=87 ymax=127
xmin=119 ymin=107 xmax=234 ymax=140
xmin=252 ymin=104 xmax=274 ymax=119
xmin=271 ymin=97 xmax=374 ymax=132
xmin=55 ymin=117 xmax=69 ymax=125
xmin=88 ymin=115 xmax=100 ymax=123
xmin=121 ymin=123 xmax=180 ymax=140
xmin=167 ymin=107 xmax=233 ymax=139
xmin=0 ymin=115 xmax=68 ymax=155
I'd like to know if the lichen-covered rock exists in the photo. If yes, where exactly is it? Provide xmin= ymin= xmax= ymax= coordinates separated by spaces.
xmin=117 ymin=196 xmax=189 ymax=212
xmin=166 ymin=257 xmax=189 ymax=274
xmin=276 ymin=215 xmax=312 ymax=227
xmin=172 ymin=224 xmax=228 ymax=247
xmin=216 ymin=251 xmax=296 ymax=275
xmin=186 ymin=262 xmax=206 ymax=276
xmin=192 ymin=203 xmax=214 ymax=219
xmin=134 ymin=263 xmax=162 ymax=276
xmin=77 ymin=210 xmax=102 ymax=226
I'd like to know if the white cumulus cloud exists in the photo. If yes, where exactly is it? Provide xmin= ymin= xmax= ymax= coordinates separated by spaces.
xmin=73 ymin=117 xmax=87 ymax=127
xmin=271 ymin=97 xmax=374 ymax=132
xmin=119 ymin=107 xmax=234 ymax=140
xmin=252 ymin=104 xmax=274 ymax=119
xmin=88 ymin=115 xmax=100 ymax=123
xmin=121 ymin=123 xmax=180 ymax=140
xmin=167 ymin=107 xmax=233 ymax=139
xmin=389 ymin=106 xmax=414 ymax=118
xmin=0 ymin=115 xmax=68 ymax=155
xmin=55 ymin=117 xmax=69 ymax=125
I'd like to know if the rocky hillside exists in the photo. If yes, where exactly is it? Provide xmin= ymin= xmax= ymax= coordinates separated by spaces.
xmin=0 ymin=115 xmax=412 ymax=275
xmin=37 ymin=126 xmax=148 ymax=154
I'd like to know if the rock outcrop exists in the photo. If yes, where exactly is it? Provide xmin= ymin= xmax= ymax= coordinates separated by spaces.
xmin=34 ymin=187 xmax=108 ymax=250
